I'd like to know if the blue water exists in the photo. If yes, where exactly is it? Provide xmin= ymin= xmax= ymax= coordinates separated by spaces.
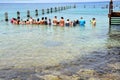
xmin=0 ymin=2 xmax=120 ymax=68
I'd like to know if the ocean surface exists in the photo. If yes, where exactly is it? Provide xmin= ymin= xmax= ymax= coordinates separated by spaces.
xmin=0 ymin=1 xmax=120 ymax=68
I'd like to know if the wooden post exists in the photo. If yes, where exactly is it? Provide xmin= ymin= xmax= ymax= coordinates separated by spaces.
xmin=68 ymin=6 xmax=69 ymax=9
xmin=109 ymin=0 xmax=113 ymax=25
xmin=27 ymin=10 xmax=30 ymax=18
xmin=5 ymin=12 xmax=8 ymax=22
xmin=67 ymin=6 xmax=69 ymax=9
xmin=61 ymin=7 xmax=63 ymax=10
xmin=64 ymin=6 xmax=66 ymax=10
xmin=73 ymin=4 xmax=76 ymax=8
xmin=84 ymin=5 xmax=86 ymax=8
xmin=50 ymin=8 xmax=53 ymax=13
xmin=109 ymin=0 xmax=113 ymax=13
xmin=109 ymin=14 xmax=111 ymax=26
xmin=42 ymin=9 xmax=44 ymax=15
xmin=58 ymin=7 xmax=60 ymax=11
xmin=55 ymin=7 xmax=57 ymax=12
xmin=106 ymin=4 xmax=108 ymax=9
xmin=35 ymin=9 xmax=38 ymax=16
xmin=47 ymin=8 xmax=49 ymax=14
xmin=17 ymin=11 xmax=20 ymax=20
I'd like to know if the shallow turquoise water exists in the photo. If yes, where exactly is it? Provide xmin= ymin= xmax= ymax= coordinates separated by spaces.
xmin=0 ymin=2 xmax=120 ymax=68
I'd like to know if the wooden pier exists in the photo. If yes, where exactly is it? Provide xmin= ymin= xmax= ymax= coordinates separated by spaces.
xmin=4 ymin=5 xmax=76 ymax=22
xmin=108 ymin=0 xmax=120 ymax=25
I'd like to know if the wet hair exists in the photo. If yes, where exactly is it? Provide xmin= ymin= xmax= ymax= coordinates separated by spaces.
xmin=61 ymin=17 xmax=64 ymax=19
xmin=42 ymin=17 xmax=44 ymax=20
xmin=80 ymin=17 xmax=83 ymax=19
xmin=67 ymin=19 xmax=69 ymax=21
xmin=92 ymin=18 xmax=95 ymax=20
xmin=13 ymin=18 xmax=17 ymax=20
xmin=45 ymin=17 xmax=47 ymax=20
xmin=27 ymin=19 xmax=29 ymax=21
xmin=37 ymin=18 xmax=39 ymax=21
xmin=55 ymin=16 xmax=57 ymax=18
xmin=76 ymin=19 xmax=79 ymax=24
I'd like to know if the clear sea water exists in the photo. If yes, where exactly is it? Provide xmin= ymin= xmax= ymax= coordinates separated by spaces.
xmin=0 ymin=1 xmax=120 ymax=68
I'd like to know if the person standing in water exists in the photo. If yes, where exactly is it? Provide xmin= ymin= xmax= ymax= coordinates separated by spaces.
xmin=59 ymin=17 xmax=65 ymax=27
xmin=65 ymin=19 xmax=70 ymax=27
xmin=44 ymin=17 xmax=48 ymax=25
xmin=53 ymin=16 xmax=58 ymax=26
xmin=90 ymin=18 xmax=96 ymax=27
xmin=79 ymin=17 xmax=86 ymax=26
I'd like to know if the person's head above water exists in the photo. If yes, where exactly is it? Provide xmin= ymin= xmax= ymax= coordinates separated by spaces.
xmin=80 ymin=17 xmax=83 ymax=19
xmin=54 ymin=16 xmax=57 ymax=18
xmin=92 ymin=18 xmax=96 ymax=20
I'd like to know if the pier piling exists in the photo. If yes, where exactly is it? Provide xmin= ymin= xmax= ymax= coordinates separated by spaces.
xmin=47 ymin=8 xmax=49 ymax=14
xmin=73 ymin=4 xmax=76 ymax=8
xmin=58 ymin=7 xmax=60 ymax=11
xmin=42 ymin=9 xmax=44 ymax=15
xmin=27 ymin=10 xmax=30 ymax=18
xmin=17 ymin=11 xmax=20 ymax=20
xmin=64 ymin=6 xmax=66 ymax=10
xmin=109 ymin=0 xmax=113 ymax=25
xmin=50 ymin=8 xmax=53 ymax=13
xmin=35 ymin=9 xmax=38 ymax=16
xmin=5 ymin=12 xmax=8 ymax=22
xmin=84 ymin=5 xmax=86 ymax=8
xmin=55 ymin=7 xmax=57 ymax=12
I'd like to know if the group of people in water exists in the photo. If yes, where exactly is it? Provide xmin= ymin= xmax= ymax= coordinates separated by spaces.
xmin=10 ymin=16 xmax=96 ymax=27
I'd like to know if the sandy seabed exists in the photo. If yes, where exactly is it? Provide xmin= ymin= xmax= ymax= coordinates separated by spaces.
xmin=0 ymin=46 xmax=120 ymax=80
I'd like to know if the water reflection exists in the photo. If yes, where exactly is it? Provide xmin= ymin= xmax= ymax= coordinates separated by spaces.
xmin=107 ymin=25 xmax=120 ymax=48
xmin=79 ymin=26 xmax=85 ymax=31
